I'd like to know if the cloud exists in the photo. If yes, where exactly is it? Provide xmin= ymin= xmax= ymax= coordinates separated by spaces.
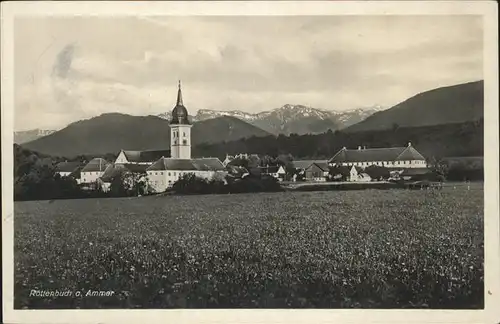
xmin=52 ymin=43 xmax=76 ymax=79
xmin=14 ymin=15 xmax=483 ymax=131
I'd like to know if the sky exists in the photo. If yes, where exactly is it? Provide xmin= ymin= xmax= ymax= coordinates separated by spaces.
xmin=14 ymin=15 xmax=483 ymax=131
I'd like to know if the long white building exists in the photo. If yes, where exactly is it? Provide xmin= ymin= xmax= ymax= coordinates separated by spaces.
xmin=328 ymin=143 xmax=427 ymax=169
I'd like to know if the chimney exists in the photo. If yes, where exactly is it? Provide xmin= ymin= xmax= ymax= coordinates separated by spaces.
xmin=364 ymin=146 xmax=366 ymax=150
xmin=342 ymin=146 xmax=346 ymax=150
xmin=408 ymin=142 xmax=412 ymax=147
xmin=358 ymin=146 xmax=362 ymax=150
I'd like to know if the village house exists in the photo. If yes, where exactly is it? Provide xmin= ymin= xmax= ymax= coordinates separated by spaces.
xmin=304 ymin=161 xmax=329 ymax=182
xmin=328 ymin=143 xmax=427 ymax=169
xmin=257 ymin=165 xmax=286 ymax=181
xmin=54 ymin=161 xmax=82 ymax=178
xmin=291 ymin=160 xmax=329 ymax=181
xmin=348 ymin=166 xmax=372 ymax=182
xmin=80 ymin=158 xmax=111 ymax=187
xmin=329 ymin=165 xmax=372 ymax=182
xmin=98 ymin=163 xmax=149 ymax=193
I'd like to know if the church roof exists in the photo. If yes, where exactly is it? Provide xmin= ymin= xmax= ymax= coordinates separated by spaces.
xmin=170 ymin=81 xmax=191 ymax=125
xmin=120 ymin=149 xmax=170 ymax=163
xmin=147 ymin=158 xmax=226 ymax=172
xmin=81 ymin=158 xmax=110 ymax=172
xmin=328 ymin=144 xmax=425 ymax=163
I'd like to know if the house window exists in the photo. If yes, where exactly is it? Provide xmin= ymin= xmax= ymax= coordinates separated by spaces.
xmin=173 ymin=172 xmax=176 ymax=176
xmin=168 ymin=172 xmax=171 ymax=176
xmin=183 ymin=140 xmax=187 ymax=145
xmin=183 ymin=132 xmax=186 ymax=137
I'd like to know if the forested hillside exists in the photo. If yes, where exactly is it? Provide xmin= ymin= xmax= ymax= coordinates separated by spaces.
xmin=193 ymin=119 xmax=483 ymax=161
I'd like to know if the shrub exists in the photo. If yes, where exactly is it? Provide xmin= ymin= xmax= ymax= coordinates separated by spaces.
xmin=172 ymin=173 xmax=283 ymax=195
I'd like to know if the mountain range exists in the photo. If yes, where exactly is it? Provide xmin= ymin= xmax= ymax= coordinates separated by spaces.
xmin=16 ymin=105 xmax=381 ymax=145
xmin=157 ymin=104 xmax=382 ymax=135
xmin=14 ymin=129 xmax=56 ymax=144
xmin=21 ymin=114 xmax=270 ymax=157
xmin=18 ymin=80 xmax=484 ymax=158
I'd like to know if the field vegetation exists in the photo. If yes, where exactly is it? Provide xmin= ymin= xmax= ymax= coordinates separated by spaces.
xmin=14 ymin=186 xmax=483 ymax=309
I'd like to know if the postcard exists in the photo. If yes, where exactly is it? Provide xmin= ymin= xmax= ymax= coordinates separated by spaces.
xmin=2 ymin=1 xmax=499 ymax=323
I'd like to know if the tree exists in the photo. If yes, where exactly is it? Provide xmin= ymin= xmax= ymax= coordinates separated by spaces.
xmin=364 ymin=165 xmax=390 ymax=180
xmin=172 ymin=174 xmax=210 ymax=194
xmin=428 ymin=156 xmax=449 ymax=182
xmin=109 ymin=172 xmax=128 ymax=197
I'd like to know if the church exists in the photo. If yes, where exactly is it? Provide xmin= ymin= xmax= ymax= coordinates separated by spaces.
xmin=141 ymin=81 xmax=226 ymax=193
xmin=80 ymin=81 xmax=226 ymax=193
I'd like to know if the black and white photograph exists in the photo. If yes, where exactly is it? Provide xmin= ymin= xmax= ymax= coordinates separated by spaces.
xmin=2 ymin=1 xmax=499 ymax=323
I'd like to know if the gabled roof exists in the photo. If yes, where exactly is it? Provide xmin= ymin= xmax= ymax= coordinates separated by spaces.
xmin=192 ymin=158 xmax=226 ymax=171
xmin=81 ymin=158 xmax=110 ymax=172
xmin=100 ymin=164 xmax=148 ymax=182
xmin=292 ymin=160 xmax=328 ymax=170
xmin=306 ymin=161 xmax=329 ymax=171
xmin=146 ymin=158 xmax=226 ymax=172
xmin=120 ymin=149 xmax=171 ymax=163
xmin=100 ymin=164 xmax=124 ymax=182
xmin=329 ymin=145 xmax=425 ymax=163
xmin=55 ymin=161 xmax=82 ymax=173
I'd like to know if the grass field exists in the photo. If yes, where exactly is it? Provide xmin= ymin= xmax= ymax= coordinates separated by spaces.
xmin=14 ymin=185 xmax=484 ymax=309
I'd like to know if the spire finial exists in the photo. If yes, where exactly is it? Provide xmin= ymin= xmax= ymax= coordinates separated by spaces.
xmin=176 ymin=80 xmax=183 ymax=106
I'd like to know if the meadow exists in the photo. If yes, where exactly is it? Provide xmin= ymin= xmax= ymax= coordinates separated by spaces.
xmin=14 ymin=185 xmax=484 ymax=309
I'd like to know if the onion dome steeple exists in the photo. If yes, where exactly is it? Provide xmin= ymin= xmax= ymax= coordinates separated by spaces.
xmin=170 ymin=80 xmax=190 ymax=125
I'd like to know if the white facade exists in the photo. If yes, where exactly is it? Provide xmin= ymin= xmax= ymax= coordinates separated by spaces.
xmin=80 ymin=170 xmax=106 ymax=184
xmin=56 ymin=171 xmax=72 ymax=177
xmin=332 ymin=160 xmax=427 ymax=168
xmin=170 ymin=124 xmax=192 ymax=159
xmin=115 ymin=151 xmax=130 ymax=164
xmin=146 ymin=169 xmax=225 ymax=193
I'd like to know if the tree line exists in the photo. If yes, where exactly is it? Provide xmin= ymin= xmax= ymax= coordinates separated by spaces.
xmin=193 ymin=119 xmax=483 ymax=161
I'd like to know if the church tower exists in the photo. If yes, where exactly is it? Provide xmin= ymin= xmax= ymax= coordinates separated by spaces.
xmin=169 ymin=81 xmax=192 ymax=159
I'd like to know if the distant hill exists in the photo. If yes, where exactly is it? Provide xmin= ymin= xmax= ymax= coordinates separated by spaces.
xmin=157 ymin=104 xmax=382 ymax=135
xmin=22 ymin=113 xmax=271 ymax=158
xmin=345 ymin=81 xmax=483 ymax=132
xmin=14 ymin=129 xmax=56 ymax=144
